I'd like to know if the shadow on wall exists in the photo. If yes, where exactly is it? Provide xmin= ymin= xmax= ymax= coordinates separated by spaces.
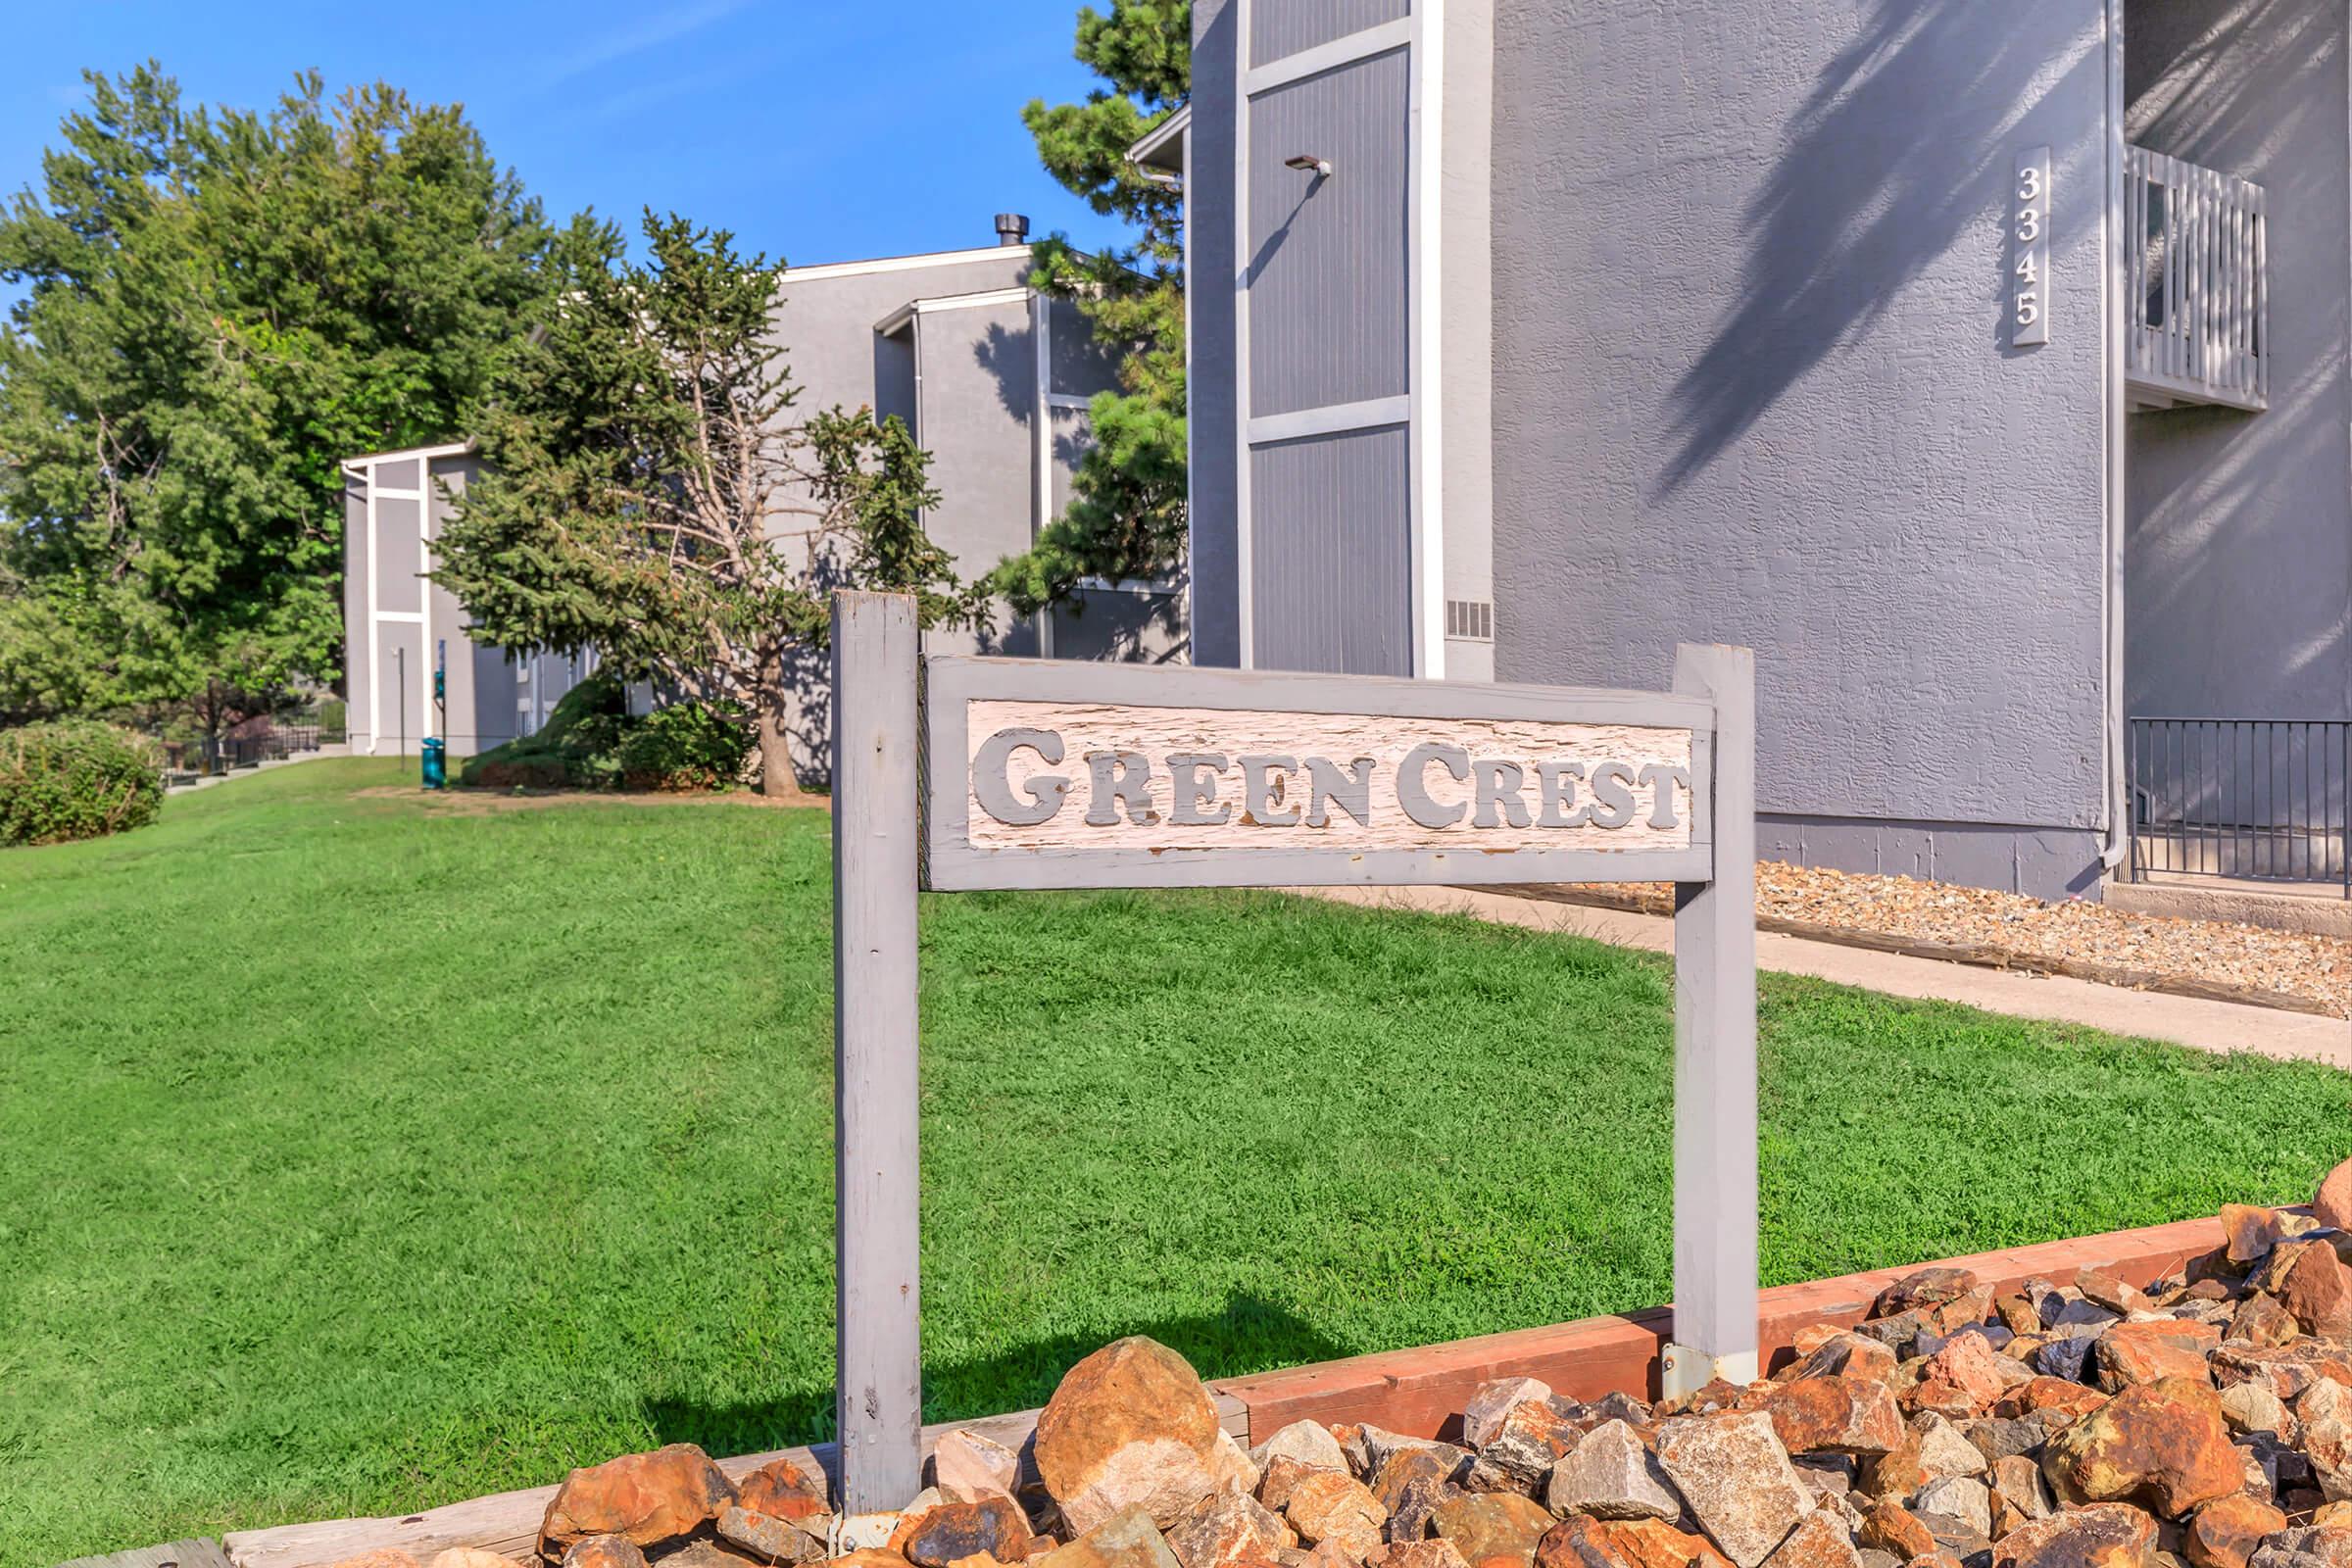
xmin=2123 ymin=0 xmax=2350 ymax=717
xmin=1656 ymin=0 xmax=2104 ymax=496
xmin=975 ymin=321 xmax=1038 ymax=422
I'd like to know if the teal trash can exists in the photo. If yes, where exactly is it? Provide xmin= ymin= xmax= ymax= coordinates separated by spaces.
xmin=421 ymin=737 xmax=447 ymax=790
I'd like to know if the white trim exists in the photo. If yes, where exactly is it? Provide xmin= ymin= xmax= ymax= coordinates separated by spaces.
xmin=1246 ymin=395 xmax=1411 ymax=445
xmin=2100 ymin=0 xmax=2128 ymax=866
xmin=1077 ymin=575 xmax=1182 ymax=595
xmin=366 ymin=460 xmax=380 ymax=753
xmin=367 ymin=488 xmax=424 ymax=501
xmin=1127 ymin=103 xmax=1191 ymax=173
xmin=1412 ymin=0 xmax=1446 ymax=680
xmin=874 ymin=286 xmax=1035 ymax=338
xmin=340 ymin=439 xmax=472 ymax=470
xmin=1234 ymin=0 xmax=1255 ymax=667
xmin=786 ymin=245 xmax=1042 ymax=283
xmin=1243 ymin=18 xmax=1412 ymax=97
xmin=1033 ymin=290 xmax=1056 ymax=660
xmin=375 ymin=611 xmax=425 ymax=624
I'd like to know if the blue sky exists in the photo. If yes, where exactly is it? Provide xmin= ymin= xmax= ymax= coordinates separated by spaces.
xmin=1 ymin=0 xmax=1133 ymax=270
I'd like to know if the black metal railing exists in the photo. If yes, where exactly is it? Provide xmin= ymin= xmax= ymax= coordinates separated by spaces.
xmin=2128 ymin=717 xmax=2349 ymax=895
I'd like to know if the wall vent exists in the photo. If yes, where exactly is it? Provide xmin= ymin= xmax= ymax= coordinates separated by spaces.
xmin=1445 ymin=600 xmax=1494 ymax=642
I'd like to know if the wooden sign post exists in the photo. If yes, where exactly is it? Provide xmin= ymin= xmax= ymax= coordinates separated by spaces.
xmin=829 ymin=591 xmax=1757 ymax=1510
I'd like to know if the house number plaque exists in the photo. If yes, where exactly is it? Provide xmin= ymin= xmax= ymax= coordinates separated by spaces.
xmin=2014 ymin=145 xmax=2051 ymax=347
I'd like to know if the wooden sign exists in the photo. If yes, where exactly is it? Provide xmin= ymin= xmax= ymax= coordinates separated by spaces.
xmin=830 ymin=594 xmax=1757 ymax=1512
xmin=922 ymin=660 xmax=1714 ymax=890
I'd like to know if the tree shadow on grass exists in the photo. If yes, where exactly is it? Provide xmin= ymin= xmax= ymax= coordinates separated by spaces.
xmin=641 ymin=1292 xmax=1352 ymax=1459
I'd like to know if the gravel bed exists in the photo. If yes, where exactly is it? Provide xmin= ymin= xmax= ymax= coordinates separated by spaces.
xmin=1585 ymin=864 xmax=2352 ymax=1019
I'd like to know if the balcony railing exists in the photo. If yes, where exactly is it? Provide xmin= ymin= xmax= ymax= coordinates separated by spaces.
xmin=2128 ymin=718 xmax=2348 ymax=896
xmin=2125 ymin=146 xmax=2267 ymax=414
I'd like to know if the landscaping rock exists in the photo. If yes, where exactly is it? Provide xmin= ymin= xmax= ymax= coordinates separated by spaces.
xmin=1375 ymin=1544 xmax=1475 ymax=1568
xmin=1430 ymin=1492 xmax=1556 ymax=1568
xmin=820 ymin=1553 xmax=914 ymax=1568
xmin=330 ymin=1554 xmax=420 ymax=1568
xmin=1288 ymin=1471 xmax=1390 ymax=1557
xmin=432 ymin=1552 xmax=514 ymax=1568
xmin=1545 ymin=1421 xmax=1682 ymax=1522
xmin=2248 ymin=1528 xmax=2352 ymax=1568
xmin=1909 ymin=1477 xmax=1989 ymax=1541
xmin=2230 ymin=1296 xmax=2301 ymax=1349
xmin=1757 ymin=1512 xmax=1861 ymax=1568
xmin=1652 ymin=1412 xmax=1813 ymax=1568
xmin=2213 ymin=1341 xmax=2352 ymax=1399
xmin=1855 ymin=1505 xmax=1934 ymax=1562
xmin=1464 ymin=1382 xmax=1557 ymax=1450
xmin=1878 ymin=1271 xmax=1981 ymax=1320
xmin=1470 ymin=1401 xmax=1582 ymax=1494
xmin=1167 ymin=1490 xmax=1295 ymax=1568
xmin=2181 ymin=1495 xmax=2286 ymax=1568
xmin=1533 ymin=1517 xmax=1637 ymax=1568
xmin=2096 ymin=1323 xmax=2221 ymax=1392
xmin=1374 ymin=1446 xmax=1467 ymax=1544
xmin=2279 ymin=1246 xmax=2352 ymax=1340
xmin=936 ymin=1431 xmax=1024 ymax=1504
xmin=1254 ymin=1424 xmax=1352 ymax=1479
xmin=1035 ymin=1505 xmax=1186 ymax=1568
xmin=542 ymin=1445 xmax=739 ymax=1555
xmin=1986 ymin=1504 xmax=2156 ymax=1568
xmin=2319 ymin=1161 xmax=2352 ymax=1234
xmin=721 ymin=1505 xmax=827 ymax=1563
xmin=563 ymin=1540 xmax=653 ymax=1568
xmin=1562 ymin=1520 xmax=1731 ymax=1568
xmin=893 ymin=1496 xmax=1035 ymax=1568
xmin=1766 ymin=1378 xmax=1904 ymax=1457
xmin=1036 ymin=1338 xmax=1242 ymax=1534
xmin=1866 ymin=1416 xmax=1988 ymax=1497
xmin=653 ymin=1541 xmax=765 ymax=1568
xmin=740 ymin=1458 xmax=831 ymax=1522
xmin=2041 ymin=1378 xmax=2242 ymax=1517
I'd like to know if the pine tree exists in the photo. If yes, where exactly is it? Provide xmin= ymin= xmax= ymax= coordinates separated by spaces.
xmin=432 ymin=212 xmax=989 ymax=797
xmin=989 ymin=1 xmax=1190 ymax=617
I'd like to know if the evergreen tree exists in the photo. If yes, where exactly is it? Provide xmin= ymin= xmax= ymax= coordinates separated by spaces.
xmin=432 ymin=212 xmax=989 ymax=797
xmin=989 ymin=1 xmax=1190 ymax=617
xmin=0 ymin=65 xmax=557 ymax=730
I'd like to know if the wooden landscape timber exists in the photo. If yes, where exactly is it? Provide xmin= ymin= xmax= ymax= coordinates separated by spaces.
xmin=210 ymin=1212 xmax=2229 ymax=1568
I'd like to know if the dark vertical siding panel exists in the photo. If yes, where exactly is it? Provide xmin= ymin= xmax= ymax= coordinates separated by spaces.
xmin=1252 ymin=0 xmax=1410 ymax=66
xmin=1250 ymin=425 xmax=1411 ymax=674
xmin=1049 ymin=297 xmax=1123 ymax=395
xmin=1248 ymin=49 xmax=1411 ymax=416
xmin=1189 ymin=0 xmax=1244 ymax=667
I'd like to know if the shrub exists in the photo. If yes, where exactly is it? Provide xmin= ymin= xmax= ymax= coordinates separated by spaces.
xmin=615 ymin=700 xmax=754 ymax=791
xmin=0 ymin=721 xmax=166 ymax=847
xmin=458 ymin=673 xmax=630 ymax=790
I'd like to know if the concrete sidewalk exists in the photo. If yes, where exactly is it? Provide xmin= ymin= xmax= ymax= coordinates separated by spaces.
xmin=1298 ymin=884 xmax=2351 ymax=1071
xmin=166 ymin=745 xmax=349 ymax=795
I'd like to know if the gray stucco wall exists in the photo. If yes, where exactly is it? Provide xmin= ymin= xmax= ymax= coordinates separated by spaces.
xmin=1490 ymin=0 xmax=2116 ymax=897
xmin=1190 ymin=0 xmax=1246 ymax=668
xmin=2124 ymin=0 xmax=2351 ymax=726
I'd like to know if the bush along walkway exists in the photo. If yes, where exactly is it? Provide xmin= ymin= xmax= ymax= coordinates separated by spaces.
xmin=315 ymin=1159 xmax=2352 ymax=1568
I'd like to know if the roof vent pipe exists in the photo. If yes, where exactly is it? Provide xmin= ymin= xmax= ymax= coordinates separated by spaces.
xmin=995 ymin=213 xmax=1030 ymax=247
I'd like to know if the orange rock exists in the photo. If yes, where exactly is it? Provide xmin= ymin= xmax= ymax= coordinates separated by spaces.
xmin=540 ymin=1445 xmax=738 ymax=1556
xmin=1429 ymin=1494 xmax=1553 ymax=1568
xmin=1372 ymin=1545 xmax=1474 ymax=1568
xmin=325 ymin=1552 xmax=422 ymax=1568
xmin=2279 ymin=1241 xmax=2352 ymax=1338
xmin=562 ymin=1540 xmax=652 ymax=1568
xmin=2000 ymin=1378 xmax=2107 ymax=1422
xmin=1857 ymin=1504 xmax=1935 ymax=1562
xmin=2230 ymin=1294 xmax=2301 ymax=1348
xmin=2181 ymin=1494 xmax=2286 ymax=1568
xmin=1757 ymin=1513 xmax=1858 ymax=1568
xmin=1289 ymin=1471 xmax=1391 ymax=1557
xmin=1166 ymin=1491 xmax=1296 ymax=1568
xmin=2040 ymin=1377 xmax=2241 ymax=1518
xmin=1761 ymin=1376 xmax=1903 ymax=1455
xmin=1034 ymin=1338 xmax=1236 ymax=1535
xmin=1909 ymin=1336 xmax=2012 ymax=1418
xmin=1988 ymin=1504 xmax=2156 ymax=1568
xmin=1876 ymin=1269 xmax=1980 ymax=1318
xmin=2095 ymin=1321 xmax=2220 ymax=1392
xmin=2319 ymin=1158 xmax=2352 ymax=1232
xmin=736 ymin=1458 xmax=829 ymax=1521
xmin=1584 ymin=1521 xmax=1729 ymax=1568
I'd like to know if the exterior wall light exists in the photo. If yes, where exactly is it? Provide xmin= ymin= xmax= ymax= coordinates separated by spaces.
xmin=1284 ymin=154 xmax=1333 ymax=176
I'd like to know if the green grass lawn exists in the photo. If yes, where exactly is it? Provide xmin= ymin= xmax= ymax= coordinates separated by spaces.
xmin=1 ymin=759 xmax=2345 ymax=1565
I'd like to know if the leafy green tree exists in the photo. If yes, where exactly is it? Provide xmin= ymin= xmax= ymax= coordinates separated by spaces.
xmin=0 ymin=65 xmax=557 ymax=734
xmin=432 ymin=212 xmax=989 ymax=798
xmin=990 ymin=1 xmax=1190 ymax=616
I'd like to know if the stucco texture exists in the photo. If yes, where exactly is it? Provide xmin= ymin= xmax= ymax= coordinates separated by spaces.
xmin=2124 ymin=0 xmax=2351 ymax=725
xmin=1491 ymin=0 xmax=2114 ymax=855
